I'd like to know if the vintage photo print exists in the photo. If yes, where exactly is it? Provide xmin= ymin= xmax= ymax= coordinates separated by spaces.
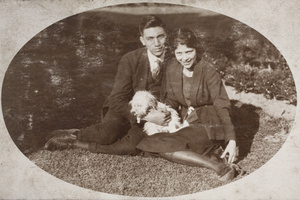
xmin=0 ymin=0 xmax=299 ymax=199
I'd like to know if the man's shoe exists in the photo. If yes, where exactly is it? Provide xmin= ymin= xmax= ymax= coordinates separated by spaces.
xmin=45 ymin=129 xmax=79 ymax=140
xmin=44 ymin=131 xmax=77 ymax=151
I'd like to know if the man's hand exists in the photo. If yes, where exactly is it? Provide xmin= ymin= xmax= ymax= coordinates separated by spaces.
xmin=143 ymin=108 xmax=171 ymax=126
xmin=221 ymin=140 xmax=237 ymax=164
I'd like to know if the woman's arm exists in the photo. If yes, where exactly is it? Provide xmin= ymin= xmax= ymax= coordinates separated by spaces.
xmin=206 ymin=68 xmax=236 ymax=142
xmin=206 ymin=66 xmax=237 ymax=163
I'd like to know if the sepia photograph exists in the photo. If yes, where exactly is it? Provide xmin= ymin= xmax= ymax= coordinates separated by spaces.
xmin=0 ymin=0 xmax=299 ymax=199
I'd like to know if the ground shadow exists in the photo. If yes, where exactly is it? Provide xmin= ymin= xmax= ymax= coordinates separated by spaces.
xmin=230 ymin=100 xmax=261 ymax=160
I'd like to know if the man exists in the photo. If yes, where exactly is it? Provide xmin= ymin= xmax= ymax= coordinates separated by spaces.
xmin=44 ymin=15 xmax=171 ymax=155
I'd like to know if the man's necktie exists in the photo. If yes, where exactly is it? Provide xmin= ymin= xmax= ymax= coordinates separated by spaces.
xmin=152 ymin=59 xmax=162 ymax=81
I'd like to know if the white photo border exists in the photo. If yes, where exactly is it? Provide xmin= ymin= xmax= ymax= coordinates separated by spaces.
xmin=0 ymin=0 xmax=299 ymax=199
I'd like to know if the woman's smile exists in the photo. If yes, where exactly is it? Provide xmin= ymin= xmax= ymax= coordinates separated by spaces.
xmin=183 ymin=59 xmax=193 ymax=66
xmin=174 ymin=44 xmax=197 ymax=70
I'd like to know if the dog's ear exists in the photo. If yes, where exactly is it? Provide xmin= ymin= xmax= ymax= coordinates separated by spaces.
xmin=148 ymin=95 xmax=158 ymax=109
xmin=129 ymin=100 xmax=133 ymax=111
xmin=129 ymin=100 xmax=138 ymax=115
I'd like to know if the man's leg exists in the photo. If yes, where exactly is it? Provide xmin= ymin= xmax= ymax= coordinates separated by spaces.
xmin=77 ymin=109 xmax=130 ymax=145
xmin=44 ymin=109 xmax=130 ymax=150
xmin=55 ymin=124 xmax=144 ymax=155
xmin=85 ymin=124 xmax=145 ymax=155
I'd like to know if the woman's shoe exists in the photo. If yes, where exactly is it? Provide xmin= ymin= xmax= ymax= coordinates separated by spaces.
xmin=231 ymin=163 xmax=246 ymax=176
xmin=219 ymin=164 xmax=236 ymax=182
xmin=218 ymin=163 xmax=245 ymax=182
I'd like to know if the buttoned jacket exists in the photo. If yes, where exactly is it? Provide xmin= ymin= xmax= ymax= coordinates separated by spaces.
xmin=103 ymin=47 xmax=168 ymax=121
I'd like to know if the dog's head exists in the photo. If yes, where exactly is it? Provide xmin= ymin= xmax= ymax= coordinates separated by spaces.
xmin=129 ymin=91 xmax=158 ymax=118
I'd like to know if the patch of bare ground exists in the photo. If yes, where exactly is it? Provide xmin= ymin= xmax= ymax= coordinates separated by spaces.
xmin=226 ymin=86 xmax=296 ymax=121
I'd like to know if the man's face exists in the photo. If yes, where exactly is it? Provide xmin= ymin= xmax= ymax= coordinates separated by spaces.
xmin=140 ymin=27 xmax=167 ymax=58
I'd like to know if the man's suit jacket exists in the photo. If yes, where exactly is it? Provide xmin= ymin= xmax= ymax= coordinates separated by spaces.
xmin=103 ymin=47 xmax=167 ymax=122
xmin=165 ymin=57 xmax=236 ymax=143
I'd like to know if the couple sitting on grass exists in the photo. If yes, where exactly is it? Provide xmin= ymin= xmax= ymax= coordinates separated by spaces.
xmin=45 ymin=15 xmax=243 ymax=182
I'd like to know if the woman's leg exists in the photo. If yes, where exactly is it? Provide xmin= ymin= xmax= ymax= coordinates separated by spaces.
xmin=159 ymin=151 xmax=235 ymax=181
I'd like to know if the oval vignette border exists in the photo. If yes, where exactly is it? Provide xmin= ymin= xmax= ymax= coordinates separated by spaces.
xmin=0 ymin=0 xmax=299 ymax=199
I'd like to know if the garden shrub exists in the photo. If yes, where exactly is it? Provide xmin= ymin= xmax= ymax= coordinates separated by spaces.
xmin=199 ymin=23 xmax=297 ymax=105
xmin=222 ymin=61 xmax=296 ymax=105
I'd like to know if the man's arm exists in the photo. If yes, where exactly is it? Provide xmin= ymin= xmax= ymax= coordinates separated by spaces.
xmin=164 ymin=65 xmax=181 ymax=110
xmin=108 ymin=54 xmax=135 ymax=121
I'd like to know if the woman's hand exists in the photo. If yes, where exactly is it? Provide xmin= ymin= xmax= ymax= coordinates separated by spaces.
xmin=221 ymin=140 xmax=237 ymax=164
xmin=143 ymin=108 xmax=171 ymax=126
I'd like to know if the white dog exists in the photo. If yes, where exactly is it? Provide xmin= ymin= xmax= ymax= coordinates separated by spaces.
xmin=129 ymin=90 xmax=184 ymax=136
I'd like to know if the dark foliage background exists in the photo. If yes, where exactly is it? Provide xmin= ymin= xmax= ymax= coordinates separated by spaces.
xmin=1 ymin=4 xmax=296 ymax=154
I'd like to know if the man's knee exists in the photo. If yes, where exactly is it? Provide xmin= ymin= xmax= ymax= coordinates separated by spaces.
xmin=89 ymin=126 xmax=145 ymax=155
xmin=77 ymin=113 xmax=130 ymax=144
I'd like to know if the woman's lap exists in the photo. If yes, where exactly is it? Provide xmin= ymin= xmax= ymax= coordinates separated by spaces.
xmin=136 ymin=126 xmax=222 ymax=155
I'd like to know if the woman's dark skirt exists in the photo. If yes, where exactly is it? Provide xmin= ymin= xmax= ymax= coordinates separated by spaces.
xmin=136 ymin=125 xmax=223 ymax=155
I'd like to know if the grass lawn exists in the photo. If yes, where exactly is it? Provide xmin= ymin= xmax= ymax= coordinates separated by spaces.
xmin=27 ymin=98 xmax=293 ymax=197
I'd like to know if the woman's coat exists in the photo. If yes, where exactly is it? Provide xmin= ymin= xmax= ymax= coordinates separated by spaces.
xmin=165 ymin=57 xmax=236 ymax=143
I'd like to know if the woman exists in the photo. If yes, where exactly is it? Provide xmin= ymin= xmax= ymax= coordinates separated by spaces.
xmin=137 ymin=28 xmax=241 ymax=181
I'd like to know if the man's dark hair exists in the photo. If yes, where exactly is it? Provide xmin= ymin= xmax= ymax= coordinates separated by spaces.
xmin=139 ymin=15 xmax=166 ymax=36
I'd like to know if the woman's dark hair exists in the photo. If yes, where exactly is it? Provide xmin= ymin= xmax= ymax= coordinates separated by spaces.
xmin=169 ymin=28 xmax=204 ymax=57
xmin=139 ymin=15 xmax=166 ymax=36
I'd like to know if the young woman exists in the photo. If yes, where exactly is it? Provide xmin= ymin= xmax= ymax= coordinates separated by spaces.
xmin=137 ymin=28 xmax=242 ymax=181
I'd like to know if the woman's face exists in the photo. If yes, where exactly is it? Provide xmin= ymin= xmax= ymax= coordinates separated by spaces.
xmin=174 ymin=44 xmax=197 ymax=70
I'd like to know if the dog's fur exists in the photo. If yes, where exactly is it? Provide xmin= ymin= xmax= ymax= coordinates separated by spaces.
xmin=129 ymin=90 xmax=183 ymax=136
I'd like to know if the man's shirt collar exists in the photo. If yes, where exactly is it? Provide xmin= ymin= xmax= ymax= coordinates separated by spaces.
xmin=147 ymin=49 xmax=165 ymax=65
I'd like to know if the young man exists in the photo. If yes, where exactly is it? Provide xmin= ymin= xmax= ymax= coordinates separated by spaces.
xmin=44 ymin=15 xmax=171 ymax=155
